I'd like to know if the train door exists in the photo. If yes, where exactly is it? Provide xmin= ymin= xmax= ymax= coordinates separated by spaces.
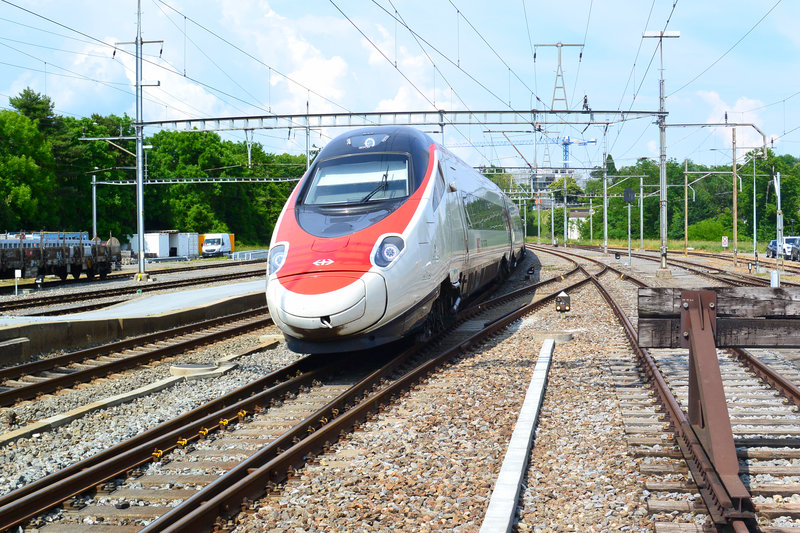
xmin=442 ymin=158 xmax=469 ymax=286
xmin=503 ymin=199 xmax=514 ymax=261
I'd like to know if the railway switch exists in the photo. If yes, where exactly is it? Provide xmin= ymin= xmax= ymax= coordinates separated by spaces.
xmin=555 ymin=291 xmax=570 ymax=312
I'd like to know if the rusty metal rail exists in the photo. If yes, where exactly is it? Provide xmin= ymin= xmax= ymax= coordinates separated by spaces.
xmin=0 ymin=268 xmax=265 ymax=314
xmin=533 ymin=244 xmax=756 ymax=532
xmin=145 ymin=270 xmax=599 ymax=532
xmin=0 ymin=259 xmax=589 ymax=531
xmin=0 ymin=353 xmax=343 ymax=531
xmin=731 ymin=348 xmax=800 ymax=409
xmin=0 ymin=308 xmax=271 ymax=407
xmin=565 ymin=243 xmax=782 ymax=287
xmin=0 ymin=258 xmax=267 ymax=296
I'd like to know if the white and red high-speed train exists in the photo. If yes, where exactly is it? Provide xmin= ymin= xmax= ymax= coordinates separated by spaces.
xmin=267 ymin=126 xmax=525 ymax=353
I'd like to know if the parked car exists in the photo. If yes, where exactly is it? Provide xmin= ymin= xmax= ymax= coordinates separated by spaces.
xmin=790 ymin=238 xmax=800 ymax=261
xmin=783 ymin=236 xmax=800 ymax=259
xmin=201 ymin=233 xmax=233 ymax=257
xmin=767 ymin=239 xmax=777 ymax=258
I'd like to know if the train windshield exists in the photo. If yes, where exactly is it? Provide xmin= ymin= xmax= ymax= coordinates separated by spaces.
xmin=302 ymin=154 xmax=410 ymax=206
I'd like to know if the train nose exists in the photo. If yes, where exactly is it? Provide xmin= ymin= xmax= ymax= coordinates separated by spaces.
xmin=267 ymin=272 xmax=387 ymax=338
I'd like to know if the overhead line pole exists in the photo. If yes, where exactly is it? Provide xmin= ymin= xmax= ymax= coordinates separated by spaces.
xmin=732 ymin=128 xmax=738 ymax=265
xmin=643 ymin=30 xmax=679 ymax=271
xmin=667 ymin=122 xmax=768 ymax=263
xmin=117 ymin=0 xmax=162 ymax=281
xmin=602 ymin=127 xmax=608 ymax=254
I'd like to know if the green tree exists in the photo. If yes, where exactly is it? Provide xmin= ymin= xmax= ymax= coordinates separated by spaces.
xmin=9 ymin=87 xmax=57 ymax=135
xmin=0 ymin=110 xmax=57 ymax=229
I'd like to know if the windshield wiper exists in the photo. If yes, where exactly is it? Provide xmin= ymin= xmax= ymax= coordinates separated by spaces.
xmin=359 ymin=171 xmax=389 ymax=203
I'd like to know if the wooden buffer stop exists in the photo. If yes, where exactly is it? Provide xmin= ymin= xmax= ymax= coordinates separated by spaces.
xmin=638 ymin=287 xmax=800 ymax=529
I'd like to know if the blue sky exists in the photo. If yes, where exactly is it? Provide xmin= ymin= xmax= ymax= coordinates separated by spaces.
xmin=1 ymin=0 xmax=797 ymax=173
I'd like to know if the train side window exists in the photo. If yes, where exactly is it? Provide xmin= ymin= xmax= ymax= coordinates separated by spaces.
xmin=432 ymin=162 xmax=445 ymax=211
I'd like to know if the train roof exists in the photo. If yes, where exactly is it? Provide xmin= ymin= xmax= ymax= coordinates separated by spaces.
xmin=316 ymin=126 xmax=434 ymax=158
xmin=312 ymin=126 xmax=434 ymax=190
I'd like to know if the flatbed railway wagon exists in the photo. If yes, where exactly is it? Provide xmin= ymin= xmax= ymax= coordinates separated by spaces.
xmin=0 ymin=232 xmax=121 ymax=281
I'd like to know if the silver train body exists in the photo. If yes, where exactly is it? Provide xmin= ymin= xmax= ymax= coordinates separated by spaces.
xmin=267 ymin=126 xmax=525 ymax=353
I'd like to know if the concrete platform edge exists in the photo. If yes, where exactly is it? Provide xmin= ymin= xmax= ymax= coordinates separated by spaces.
xmin=479 ymin=338 xmax=556 ymax=533
xmin=0 ymin=291 xmax=266 ymax=364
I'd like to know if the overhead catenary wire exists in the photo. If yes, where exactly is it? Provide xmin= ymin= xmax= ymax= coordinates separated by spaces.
xmin=447 ymin=0 xmax=544 ymax=108
xmin=667 ymin=0 xmax=782 ymax=98
xmin=385 ymin=0 xmax=492 ymax=165
xmin=1 ymin=0 xmax=319 ymax=133
xmin=150 ymin=0 xmax=265 ymax=112
xmin=569 ymin=0 xmax=593 ymax=109
xmin=153 ymin=0 xmax=357 ymax=118
xmin=610 ymin=0 xmax=679 ymax=157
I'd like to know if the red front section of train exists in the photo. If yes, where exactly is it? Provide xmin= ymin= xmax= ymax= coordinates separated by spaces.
xmin=266 ymin=136 xmax=435 ymax=352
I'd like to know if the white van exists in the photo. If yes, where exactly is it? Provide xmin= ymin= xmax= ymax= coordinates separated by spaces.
xmin=201 ymin=233 xmax=232 ymax=257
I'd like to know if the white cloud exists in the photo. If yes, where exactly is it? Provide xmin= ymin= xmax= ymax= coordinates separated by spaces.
xmin=217 ymin=0 xmax=350 ymax=116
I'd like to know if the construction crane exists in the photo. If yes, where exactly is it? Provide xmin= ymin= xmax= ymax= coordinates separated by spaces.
xmin=548 ymin=135 xmax=596 ymax=168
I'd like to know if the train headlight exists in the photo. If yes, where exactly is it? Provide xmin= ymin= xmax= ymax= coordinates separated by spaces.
xmin=374 ymin=236 xmax=404 ymax=267
xmin=268 ymin=244 xmax=287 ymax=275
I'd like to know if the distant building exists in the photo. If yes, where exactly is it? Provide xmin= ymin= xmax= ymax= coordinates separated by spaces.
xmin=130 ymin=231 xmax=199 ymax=258
xmin=569 ymin=208 xmax=590 ymax=240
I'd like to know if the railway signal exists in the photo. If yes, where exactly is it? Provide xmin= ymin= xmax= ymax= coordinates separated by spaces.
xmin=555 ymin=291 xmax=570 ymax=313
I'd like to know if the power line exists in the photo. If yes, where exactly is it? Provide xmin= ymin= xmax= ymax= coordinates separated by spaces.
xmin=614 ymin=0 xmax=656 ymax=111
xmin=370 ymin=0 xmax=541 ymax=114
xmin=0 ymin=15 xmax=96 ymax=46
xmin=668 ymin=0 xmax=782 ymax=98
xmin=150 ymin=0 xmax=264 ymax=113
xmin=610 ymin=1 xmax=679 ymax=156
xmin=569 ymin=0 xmax=593 ymax=108
xmin=447 ymin=0 xmax=545 ymax=108
xmin=153 ymin=0 xmax=357 ymax=118
xmin=385 ymin=0 xmax=490 ymax=164
xmin=0 ymin=0 xmax=290 ymax=123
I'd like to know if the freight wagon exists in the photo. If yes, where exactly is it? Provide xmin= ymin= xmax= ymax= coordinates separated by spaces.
xmin=0 ymin=232 xmax=122 ymax=281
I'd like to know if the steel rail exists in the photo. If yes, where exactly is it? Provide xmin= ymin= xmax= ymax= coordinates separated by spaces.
xmin=146 ymin=272 xmax=600 ymax=531
xmin=730 ymin=347 xmax=800 ymax=410
xmin=0 ymin=268 xmax=265 ymax=313
xmin=0 ymin=259 xmax=585 ymax=531
xmin=527 ymin=244 xmax=648 ymax=288
xmin=0 ymin=353 xmax=348 ymax=531
xmin=0 ymin=307 xmax=266 ymax=384
xmin=0 ymin=313 xmax=272 ymax=407
xmin=0 ymin=258 xmax=267 ymax=295
xmin=576 ymin=258 xmax=754 ymax=530
xmin=531 ymin=244 xmax=755 ymax=530
xmin=570 ymin=244 xmax=759 ymax=287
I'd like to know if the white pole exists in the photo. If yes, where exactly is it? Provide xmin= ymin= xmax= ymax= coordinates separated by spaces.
xmin=639 ymin=177 xmax=644 ymax=249
xmin=753 ymin=157 xmax=757 ymax=257
xmin=135 ymin=0 xmax=146 ymax=280
xmin=92 ymin=169 xmax=97 ymax=239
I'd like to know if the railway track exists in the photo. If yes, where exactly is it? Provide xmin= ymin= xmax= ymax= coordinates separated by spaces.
xmin=0 ymin=258 xmax=267 ymax=296
xmin=0 ymin=258 xmax=589 ymax=531
xmin=535 ymin=244 xmax=800 ymax=531
xmin=0 ymin=308 xmax=271 ymax=408
xmin=0 ymin=268 xmax=265 ymax=315
xmin=568 ymin=243 xmax=790 ymax=287
xmin=11 ymin=245 xmax=800 ymax=531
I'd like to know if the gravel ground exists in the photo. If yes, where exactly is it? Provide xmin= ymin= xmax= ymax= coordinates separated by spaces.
xmin=0 ymin=332 xmax=302 ymax=496
xmin=233 ymin=250 xmax=655 ymax=532
xmin=0 ymin=259 xmax=263 ymax=317
xmin=8 ymin=247 xmax=788 ymax=531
